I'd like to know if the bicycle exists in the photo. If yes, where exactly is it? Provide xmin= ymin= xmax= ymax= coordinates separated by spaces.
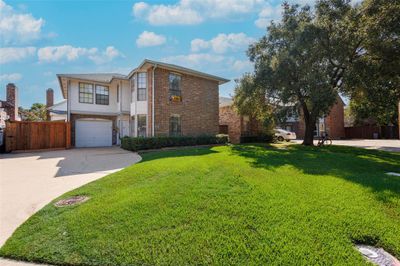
xmin=317 ymin=134 xmax=332 ymax=146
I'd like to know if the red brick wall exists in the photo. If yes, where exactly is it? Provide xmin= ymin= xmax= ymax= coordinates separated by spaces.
xmin=325 ymin=99 xmax=345 ymax=139
xmin=282 ymin=99 xmax=345 ymax=139
xmin=147 ymin=68 xmax=153 ymax=136
xmin=70 ymin=114 xmax=117 ymax=146
xmin=153 ymin=68 xmax=219 ymax=136
xmin=218 ymin=106 xmax=264 ymax=143
xmin=219 ymin=106 xmax=242 ymax=143
xmin=6 ymin=83 xmax=17 ymax=121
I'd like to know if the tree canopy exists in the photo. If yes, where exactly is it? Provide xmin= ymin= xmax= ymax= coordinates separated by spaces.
xmin=234 ymin=0 xmax=400 ymax=145
xmin=19 ymin=103 xmax=47 ymax=121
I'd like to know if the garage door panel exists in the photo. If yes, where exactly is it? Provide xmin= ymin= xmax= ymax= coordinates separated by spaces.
xmin=76 ymin=120 xmax=112 ymax=147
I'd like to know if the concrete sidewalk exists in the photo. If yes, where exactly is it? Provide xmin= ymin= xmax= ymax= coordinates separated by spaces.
xmin=293 ymin=139 xmax=400 ymax=152
xmin=0 ymin=147 xmax=141 ymax=265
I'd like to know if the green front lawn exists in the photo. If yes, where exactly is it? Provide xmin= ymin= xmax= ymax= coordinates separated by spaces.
xmin=1 ymin=144 xmax=400 ymax=265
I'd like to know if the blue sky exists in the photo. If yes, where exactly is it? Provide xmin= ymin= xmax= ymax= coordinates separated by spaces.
xmin=0 ymin=0 xmax=311 ymax=108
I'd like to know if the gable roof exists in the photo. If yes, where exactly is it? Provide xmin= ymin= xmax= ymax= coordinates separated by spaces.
xmin=130 ymin=59 xmax=230 ymax=85
xmin=57 ymin=73 xmax=129 ymax=98
xmin=57 ymin=59 xmax=229 ymax=98
xmin=47 ymin=99 xmax=67 ymax=110
xmin=57 ymin=73 xmax=128 ymax=84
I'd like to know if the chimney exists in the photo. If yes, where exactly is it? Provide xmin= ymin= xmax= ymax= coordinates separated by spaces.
xmin=6 ymin=83 xmax=18 ymax=121
xmin=46 ymin=88 xmax=54 ymax=121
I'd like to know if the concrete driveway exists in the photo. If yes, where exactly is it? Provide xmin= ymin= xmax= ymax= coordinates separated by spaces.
xmin=293 ymin=139 xmax=400 ymax=152
xmin=0 ymin=147 xmax=141 ymax=250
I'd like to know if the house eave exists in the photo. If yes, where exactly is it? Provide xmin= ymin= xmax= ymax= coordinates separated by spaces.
xmin=128 ymin=59 xmax=230 ymax=85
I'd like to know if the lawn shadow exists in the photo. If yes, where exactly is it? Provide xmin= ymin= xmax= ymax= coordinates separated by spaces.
xmin=139 ymin=145 xmax=220 ymax=162
xmin=230 ymin=143 xmax=400 ymax=206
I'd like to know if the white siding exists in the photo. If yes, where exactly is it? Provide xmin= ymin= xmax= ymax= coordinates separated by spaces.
xmin=70 ymin=80 xmax=118 ymax=114
xmin=50 ymin=114 xmax=67 ymax=121
xmin=130 ymin=73 xmax=148 ymax=116
xmin=121 ymin=80 xmax=131 ymax=112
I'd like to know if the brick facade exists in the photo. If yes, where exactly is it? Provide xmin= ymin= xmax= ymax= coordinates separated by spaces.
xmin=6 ymin=83 xmax=18 ymax=121
xmin=46 ymin=88 xmax=54 ymax=121
xmin=152 ymin=68 xmax=219 ymax=137
xmin=325 ymin=98 xmax=345 ymax=138
xmin=70 ymin=114 xmax=117 ymax=146
xmin=282 ymin=98 xmax=345 ymax=139
xmin=219 ymin=105 xmax=263 ymax=143
xmin=219 ymin=106 xmax=242 ymax=143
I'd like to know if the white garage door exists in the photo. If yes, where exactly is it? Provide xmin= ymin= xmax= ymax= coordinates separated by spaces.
xmin=75 ymin=120 xmax=112 ymax=147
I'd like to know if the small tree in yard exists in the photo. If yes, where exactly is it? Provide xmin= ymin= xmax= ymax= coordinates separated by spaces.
xmin=235 ymin=0 xmax=399 ymax=145
xmin=19 ymin=103 xmax=47 ymax=121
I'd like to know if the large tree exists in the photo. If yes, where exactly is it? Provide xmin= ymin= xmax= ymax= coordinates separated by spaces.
xmin=235 ymin=0 xmax=399 ymax=145
xmin=344 ymin=0 xmax=400 ymax=126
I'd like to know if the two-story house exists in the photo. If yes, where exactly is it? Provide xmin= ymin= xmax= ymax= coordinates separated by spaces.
xmin=219 ymin=96 xmax=345 ymax=142
xmin=279 ymin=96 xmax=346 ymax=139
xmin=57 ymin=59 xmax=229 ymax=147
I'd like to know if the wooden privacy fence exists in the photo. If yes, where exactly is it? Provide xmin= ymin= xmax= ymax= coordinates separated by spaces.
xmin=345 ymin=125 xmax=399 ymax=139
xmin=5 ymin=121 xmax=71 ymax=152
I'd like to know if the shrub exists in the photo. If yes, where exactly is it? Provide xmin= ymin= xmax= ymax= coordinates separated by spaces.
xmin=240 ymin=134 xmax=274 ymax=143
xmin=121 ymin=134 xmax=229 ymax=152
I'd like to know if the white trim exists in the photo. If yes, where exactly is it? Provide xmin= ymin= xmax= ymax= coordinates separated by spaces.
xmin=152 ymin=64 xmax=157 ymax=136
xmin=71 ymin=110 xmax=119 ymax=116
xmin=67 ymin=80 xmax=71 ymax=122
xmin=76 ymin=118 xmax=112 ymax=122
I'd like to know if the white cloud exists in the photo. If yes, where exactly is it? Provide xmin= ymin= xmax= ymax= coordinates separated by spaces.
xmin=89 ymin=46 xmax=124 ymax=64
xmin=0 ymin=0 xmax=44 ymax=44
xmin=254 ymin=4 xmax=283 ymax=29
xmin=132 ymin=0 xmax=266 ymax=25
xmin=147 ymin=5 xmax=202 ymax=25
xmin=161 ymin=53 xmax=225 ymax=68
xmin=0 ymin=72 xmax=22 ymax=82
xmin=191 ymin=33 xmax=255 ymax=54
xmin=37 ymin=45 xmax=123 ymax=64
xmin=136 ymin=31 xmax=166 ymax=47
xmin=132 ymin=2 xmax=149 ymax=17
xmin=232 ymin=59 xmax=253 ymax=72
xmin=0 ymin=46 xmax=36 ymax=64
xmin=37 ymin=45 xmax=94 ymax=62
xmin=191 ymin=39 xmax=210 ymax=52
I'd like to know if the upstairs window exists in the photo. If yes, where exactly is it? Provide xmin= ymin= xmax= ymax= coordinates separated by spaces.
xmin=95 ymin=85 xmax=109 ymax=105
xmin=169 ymin=115 xmax=181 ymax=136
xmin=169 ymin=73 xmax=181 ymax=100
xmin=137 ymin=73 xmax=147 ymax=101
xmin=79 ymin=83 xmax=93 ymax=104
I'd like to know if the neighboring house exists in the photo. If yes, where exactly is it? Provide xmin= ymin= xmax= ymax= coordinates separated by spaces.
xmin=47 ymin=100 xmax=67 ymax=121
xmin=219 ymin=97 xmax=263 ymax=144
xmin=0 ymin=83 xmax=20 ymax=128
xmin=46 ymin=88 xmax=67 ymax=121
xmin=57 ymin=59 xmax=229 ymax=147
xmin=219 ymin=96 xmax=345 ymax=142
xmin=279 ymin=96 xmax=346 ymax=139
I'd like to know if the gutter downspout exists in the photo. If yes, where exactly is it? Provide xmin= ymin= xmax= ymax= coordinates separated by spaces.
xmin=67 ymin=80 xmax=71 ymax=122
xmin=152 ymin=64 xmax=157 ymax=137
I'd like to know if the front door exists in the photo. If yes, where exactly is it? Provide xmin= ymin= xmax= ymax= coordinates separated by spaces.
xmin=120 ymin=120 xmax=130 ymax=138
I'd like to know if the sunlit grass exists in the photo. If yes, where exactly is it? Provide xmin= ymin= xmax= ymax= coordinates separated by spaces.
xmin=1 ymin=144 xmax=399 ymax=265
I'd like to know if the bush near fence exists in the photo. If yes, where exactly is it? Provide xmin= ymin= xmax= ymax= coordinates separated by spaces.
xmin=240 ymin=134 xmax=275 ymax=143
xmin=121 ymin=134 xmax=229 ymax=151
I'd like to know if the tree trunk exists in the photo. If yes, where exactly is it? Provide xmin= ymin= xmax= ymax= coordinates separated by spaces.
xmin=301 ymin=105 xmax=316 ymax=146
xmin=303 ymin=119 xmax=316 ymax=145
